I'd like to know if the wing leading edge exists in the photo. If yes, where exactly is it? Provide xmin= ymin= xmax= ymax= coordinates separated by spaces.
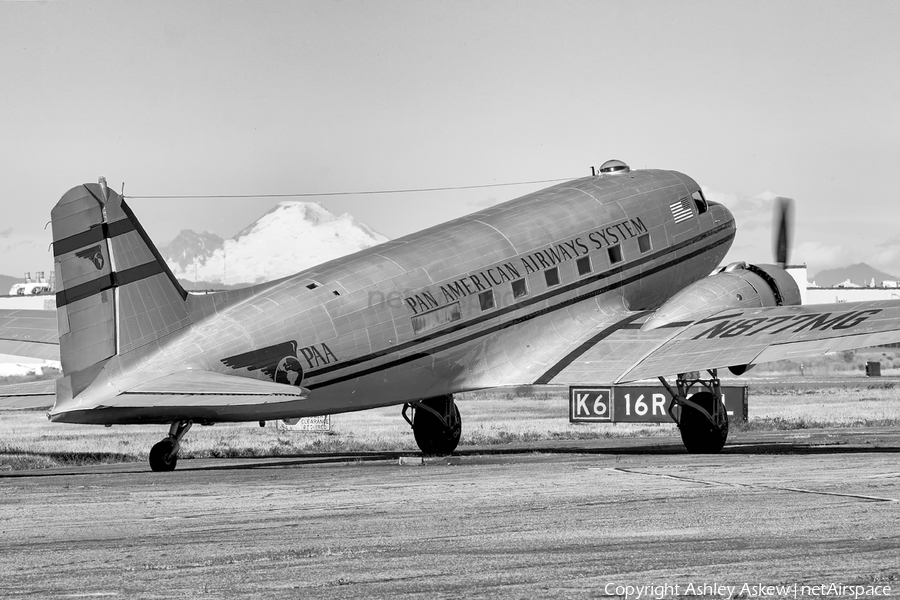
xmin=545 ymin=300 xmax=900 ymax=385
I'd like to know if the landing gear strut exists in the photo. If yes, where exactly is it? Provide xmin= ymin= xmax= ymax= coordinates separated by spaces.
xmin=659 ymin=370 xmax=728 ymax=454
xmin=402 ymin=395 xmax=462 ymax=455
xmin=149 ymin=420 xmax=193 ymax=472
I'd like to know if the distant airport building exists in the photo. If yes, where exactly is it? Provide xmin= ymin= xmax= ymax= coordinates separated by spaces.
xmin=787 ymin=265 xmax=900 ymax=304
xmin=7 ymin=271 xmax=54 ymax=297
xmin=2 ymin=271 xmax=56 ymax=309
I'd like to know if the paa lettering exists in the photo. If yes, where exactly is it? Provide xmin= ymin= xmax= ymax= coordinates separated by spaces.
xmin=298 ymin=342 xmax=339 ymax=368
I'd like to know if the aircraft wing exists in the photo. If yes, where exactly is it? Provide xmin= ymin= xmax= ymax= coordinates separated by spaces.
xmin=0 ymin=379 xmax=56 ymax=410
xmin=49 ymin=370 xmax=312 ymax=424
xmin=544 ymin=300 xmax=900 ymax=384
xmin=0 ymin=309 xmax=60 ymax=361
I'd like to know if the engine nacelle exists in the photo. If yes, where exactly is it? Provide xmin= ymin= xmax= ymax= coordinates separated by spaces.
xmin=641 ymin=263 xmax=801 ymax=331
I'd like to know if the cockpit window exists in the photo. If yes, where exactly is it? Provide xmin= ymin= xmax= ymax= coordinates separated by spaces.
xmin=691 ymin=190 xmax=708 ymax=214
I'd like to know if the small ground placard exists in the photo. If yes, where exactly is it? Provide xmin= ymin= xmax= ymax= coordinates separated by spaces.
xmin=569 ymin=386 xmax=748 ymax=423
xmin=271 ymin=415 xmax=332 ymax=431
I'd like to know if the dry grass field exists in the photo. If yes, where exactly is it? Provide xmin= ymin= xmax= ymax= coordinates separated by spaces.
xmin=3 ymin=381 xmax=900 ymax=471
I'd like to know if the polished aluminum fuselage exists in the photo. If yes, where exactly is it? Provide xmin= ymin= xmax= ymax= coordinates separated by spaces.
xmin=54 ymin=169 xmax=735 ymax=420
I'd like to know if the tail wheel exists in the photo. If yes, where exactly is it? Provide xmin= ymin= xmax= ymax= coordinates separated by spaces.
xmin=412 ymin=397 xmax=462 ymax=455
xmin=678 ymin=391 xmax=728 ymax=454
xmin=149 ymin=439 xmax=178 ymax=472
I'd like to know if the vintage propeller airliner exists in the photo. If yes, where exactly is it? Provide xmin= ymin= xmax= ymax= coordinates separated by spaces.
xmin=3 ymin=160 xmax=900 ymax=471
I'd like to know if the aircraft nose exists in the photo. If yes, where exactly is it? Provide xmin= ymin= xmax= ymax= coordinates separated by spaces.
xmin=709 ymin=201 xmax=734 ymax=228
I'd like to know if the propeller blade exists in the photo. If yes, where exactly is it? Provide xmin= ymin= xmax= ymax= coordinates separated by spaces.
xmin=773 ymin=196 xmax=794 ymax=269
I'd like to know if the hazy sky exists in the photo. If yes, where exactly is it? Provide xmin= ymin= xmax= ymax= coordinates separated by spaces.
xmin=2 ymin=0 xmax=899 ymax=280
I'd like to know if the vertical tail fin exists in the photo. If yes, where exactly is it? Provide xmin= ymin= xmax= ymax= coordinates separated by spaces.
xmin=52 ymin=180 xmax=191 ymax=396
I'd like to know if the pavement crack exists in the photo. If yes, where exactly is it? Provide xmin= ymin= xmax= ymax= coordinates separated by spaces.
xmin=604 ymin=467 xmax=899 ymax=503
xmin=863 ymin=472 xmax=900 ymax=479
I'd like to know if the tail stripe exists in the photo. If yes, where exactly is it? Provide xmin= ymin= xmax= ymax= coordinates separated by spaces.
xmin=55 ymin=260 xmax=167 ymax=308
xmin=56 ymin=273 xmax=113 ymax=308
xmin=116 ymin=260 xmax=167 ymax=287
xmin=53 ymin=217 xmax=137 ymax=258
xmin=53 ymin=226 xmax=106 ymax=257
xmin=107 ymin=217 xmax=136 ymax=238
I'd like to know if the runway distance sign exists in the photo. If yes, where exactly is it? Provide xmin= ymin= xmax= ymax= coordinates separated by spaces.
xmin=569 ymin=386 xmax=748 ymax=423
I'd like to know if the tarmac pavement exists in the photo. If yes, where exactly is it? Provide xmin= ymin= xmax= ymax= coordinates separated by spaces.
xmin=2 ymin=429 xmax=899 ymax=599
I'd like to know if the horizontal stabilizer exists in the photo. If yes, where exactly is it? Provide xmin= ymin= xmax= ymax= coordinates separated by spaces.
xmin=0 ymin=380 xmax=56 ymax=410
xmin=0 ymin=309 xmax=60 ymax=361
xmin=49 ymin=370 xmax=312 ymax=425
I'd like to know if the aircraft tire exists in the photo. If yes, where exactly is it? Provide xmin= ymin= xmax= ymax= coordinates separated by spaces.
xmin=678 ymin=391 xmax=728 ymax=454
xmin=149 ymin=439 xmax=178 ymax=472
xmin=413 ymin=397 xmax=462 ymax=455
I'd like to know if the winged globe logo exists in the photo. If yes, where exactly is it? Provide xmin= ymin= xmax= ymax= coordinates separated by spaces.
xmin=220 ymin=341 xmax=305 ymax=387
xmin=74 ymin=245 xmax=105 ymax=270
xmin=274 ymin=356 xmax=304 ymax=386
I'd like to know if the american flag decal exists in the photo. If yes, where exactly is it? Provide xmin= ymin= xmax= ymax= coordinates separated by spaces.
xmin=670 ymin=197 xmax=693 ymax=223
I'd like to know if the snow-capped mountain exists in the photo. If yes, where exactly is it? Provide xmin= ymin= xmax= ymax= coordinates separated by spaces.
xmin=161 ymin=201 xmax=388 ymax=286
xmin=164 ymin=230 xmax=225 ymax=271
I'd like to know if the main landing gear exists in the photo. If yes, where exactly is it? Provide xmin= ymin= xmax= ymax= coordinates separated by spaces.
xmin=658 ymin=370 xmax=728 ymax=453
xmin=402 ymin=395 xmax=462 ymax=455
xmin=149 ymin=420 xmax=192 ymax=472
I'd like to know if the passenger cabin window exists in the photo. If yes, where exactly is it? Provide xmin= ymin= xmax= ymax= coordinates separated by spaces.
xmin=638 ymin=233 xmax=652 ymax=253
xmin=608 ymin=244 xmax=623 ymax=264
xmin=544 ymin=267 xmax=560 ymax=287
xmin=479 ymin=290 xmax=495 ymax=311
xmin=691 ymin=190 xmax=708 ymax=214
xmin=576 ymin=256 xmax=592 ymax=276
xmin=412 ymin=303 xmax=461 ymax=334
xmin=511 ymin=278 xmax=528 ymax=299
